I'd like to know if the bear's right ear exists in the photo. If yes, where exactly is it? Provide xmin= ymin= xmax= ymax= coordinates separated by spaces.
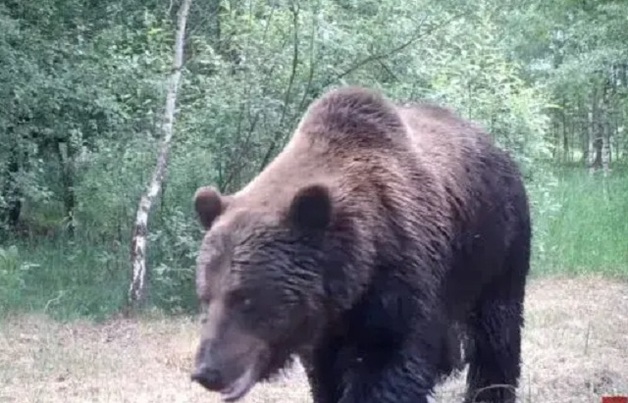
xmin=288 ymin=184 xmax=333 ymax=232
xmin=193 ymin=186 xmax=227 ymax=230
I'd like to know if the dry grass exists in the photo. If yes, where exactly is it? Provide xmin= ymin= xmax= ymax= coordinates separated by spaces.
xmin=1 ymin=276 xmax=626 ymax=403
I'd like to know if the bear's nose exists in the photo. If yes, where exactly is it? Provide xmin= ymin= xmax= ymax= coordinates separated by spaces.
xmin=191 ymin=365 xmax=224 ymax=391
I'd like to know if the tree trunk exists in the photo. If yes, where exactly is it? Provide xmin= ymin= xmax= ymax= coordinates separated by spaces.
xmin=128 ymin=0 xmax=193 ymax=308
xmin=601 ymin=122 xmax=610 ymax=177
xmin=617 ymin=120 xmax=624 ymax=161
xmin=1 ymin=140 xmax=22 ymax=231
xmin=587 ymin=104 xmax=596 ymax=174
xmin=580 ymin=99 xmax=589 ymax=165
xmin=56 ymin=141 xmax=76 ymax=237
xmin=613 ymin=114 xmax=620 ymax=161
xmin=562 ymin=106 xmax=568 ymax=162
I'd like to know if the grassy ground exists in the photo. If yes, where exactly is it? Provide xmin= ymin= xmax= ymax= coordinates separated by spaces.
xmin=1 ymin=275 xmax=626 ymax=403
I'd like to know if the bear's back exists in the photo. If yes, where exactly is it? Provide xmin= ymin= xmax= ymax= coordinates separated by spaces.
xmin=233 ymin=87 xmax=411 ymax=205
xmin=291 ymin=87 xmax=494 ymax=181
xmin=234 ymin=87 xmax=515 ymax=229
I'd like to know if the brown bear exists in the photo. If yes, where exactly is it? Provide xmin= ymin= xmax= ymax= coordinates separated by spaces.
xmin=190 ymin=86 xmax=531 ymax=403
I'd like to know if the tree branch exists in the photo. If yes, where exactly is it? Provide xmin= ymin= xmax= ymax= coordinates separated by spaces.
xmin=337 ymin=12 xmax=465 ymax=80
xmin=258 ymin=1 xmax=301 ymax=171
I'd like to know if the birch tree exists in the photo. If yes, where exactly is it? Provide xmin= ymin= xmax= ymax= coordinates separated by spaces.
xmin=128 ymin=0 xmax=193 ymax=307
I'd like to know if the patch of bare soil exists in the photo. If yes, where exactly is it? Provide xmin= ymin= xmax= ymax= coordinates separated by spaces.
xmin=0 ymin=275 xmax=626 ymax=403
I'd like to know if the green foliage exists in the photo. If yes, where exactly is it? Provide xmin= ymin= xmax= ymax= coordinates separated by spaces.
xmin=0 ymin=240 xmax=128 ymax=320
xmin=0 ymin=245 xmax=30 ymax=312
xmin=0 ymin=0 xmax=626 ymax=319
xmin=538 ymin=167 xmax=628 ymax=277
xmin=502 ymin=0 xmax=628 ymax=164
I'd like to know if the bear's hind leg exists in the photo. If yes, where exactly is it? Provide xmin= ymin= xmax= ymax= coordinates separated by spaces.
xmin=464 ymin=299 xmax=522 ymax=402
xmin=464 ymin=261 xmax=528 ymax=403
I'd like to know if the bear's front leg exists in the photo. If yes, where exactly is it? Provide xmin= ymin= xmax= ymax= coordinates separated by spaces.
xmin=302 ymin=336 xmax=353 ymax=403
xmin=337 ymin=350 xmax=437 ymax=403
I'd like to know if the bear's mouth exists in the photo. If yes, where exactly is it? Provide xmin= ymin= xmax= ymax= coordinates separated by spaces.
xmin=220 ymin=365 xmax=258 ymax=402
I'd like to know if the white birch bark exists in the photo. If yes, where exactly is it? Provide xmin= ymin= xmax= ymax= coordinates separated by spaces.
xmin=129 ymin=0 xmax=193 ymax=306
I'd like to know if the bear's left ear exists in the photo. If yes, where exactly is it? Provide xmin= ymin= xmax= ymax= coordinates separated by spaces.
xmin=288 ymin=184 xmax=333 ymax=231
xmin=193 ymin=186 xmax=228 ymax=230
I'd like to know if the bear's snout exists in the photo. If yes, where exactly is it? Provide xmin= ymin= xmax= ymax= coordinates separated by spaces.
xmin=191 ymin=363 xmax=225 ymax=391
xmin=192 ymin=340 xmax=227 ymax=391
xmin=191 ymin=334 xmax=268 ymax=401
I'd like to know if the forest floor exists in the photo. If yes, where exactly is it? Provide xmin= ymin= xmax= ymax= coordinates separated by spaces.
xmin=1 ymin=275 xmax=627 ymax=403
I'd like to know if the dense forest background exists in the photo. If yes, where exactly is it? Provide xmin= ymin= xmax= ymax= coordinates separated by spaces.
xmin=1 ymin=0 xmax=626 ymax=319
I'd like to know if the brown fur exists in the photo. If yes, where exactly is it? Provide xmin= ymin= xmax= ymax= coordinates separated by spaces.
xmin=191 ymin=86 xmax=531 ymax=403
xmin=226 ymin=88 xmax=477 ymax=294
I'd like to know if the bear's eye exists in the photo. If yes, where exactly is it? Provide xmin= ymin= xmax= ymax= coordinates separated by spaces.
xmin=228 ymin=291 xmax=254 ymax=312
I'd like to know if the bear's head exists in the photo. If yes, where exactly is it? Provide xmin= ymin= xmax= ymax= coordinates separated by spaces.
xmin=190 ymin=183 xmax=348 ymax=401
